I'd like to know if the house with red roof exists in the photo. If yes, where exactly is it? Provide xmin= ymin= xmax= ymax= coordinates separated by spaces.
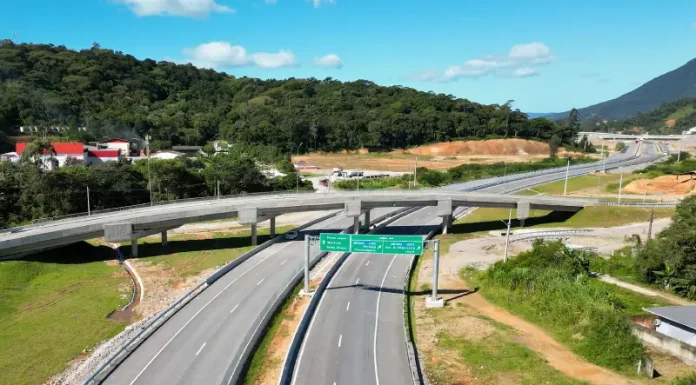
xmin=86 ymin=149 xmax=122 ymax=165
xmin=15 ymin=142 xmax=85 ymax=169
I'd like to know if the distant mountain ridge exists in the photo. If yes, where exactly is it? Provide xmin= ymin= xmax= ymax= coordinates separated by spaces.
xmin=549 ymin=58 xmax=696 ymax=121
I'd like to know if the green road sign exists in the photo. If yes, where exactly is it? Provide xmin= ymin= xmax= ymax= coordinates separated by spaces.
xmin=319 ymin=233 xmax=423 ymax=255
xmin=319 ymin=233 xmax=351 ymax=252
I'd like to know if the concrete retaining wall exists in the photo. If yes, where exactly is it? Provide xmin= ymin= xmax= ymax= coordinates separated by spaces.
xmin=632 ymin=324 xmax=696 ymax=366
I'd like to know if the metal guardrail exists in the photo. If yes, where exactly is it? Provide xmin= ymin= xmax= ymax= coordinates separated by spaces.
xmin=597 ymin=201 xmax=678 ymax=208
xmin=81 ymin=210 xmax=339 ymax=385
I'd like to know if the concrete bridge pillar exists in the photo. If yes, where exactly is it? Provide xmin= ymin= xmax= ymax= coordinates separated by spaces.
xmin=364 ymin=210 xmax=371 ymax=232
xmin=270 ymin=217 xmax=276 ymax=238
xmin=251 ymin=224 xmax=258 ymax=246
xmin=161 ymin=231 xmax=168 ymax=247
xmin=441 ymin=215 xmax=452 ymax=234
xmin=131 ymin=238 xmax=138 ymax=258
xmin=436 ymin=199 xmax=454 ymax=235
xmin=345 ymin=200 xmax=363 ymax=234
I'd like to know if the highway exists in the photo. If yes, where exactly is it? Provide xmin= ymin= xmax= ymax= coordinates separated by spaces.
xmin=102 ymin=208 xmax=397 ymax=385
xmin=289 ymin=142 xmax=662 ymax=385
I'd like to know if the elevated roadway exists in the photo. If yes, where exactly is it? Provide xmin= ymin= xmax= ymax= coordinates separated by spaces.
xmin=288 ymin=142 xmax=662 ymax=385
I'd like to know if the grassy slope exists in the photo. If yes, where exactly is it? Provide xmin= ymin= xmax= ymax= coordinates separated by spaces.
xmin=668 ymin=105 xmax=696 ymax=121
xmin=457 ymin=206 xmax=674 ymax=229
xmin=464 ymin=268 xmax=672 ymax=375
xmin=0 ymin=243 xmax=130 ymax=385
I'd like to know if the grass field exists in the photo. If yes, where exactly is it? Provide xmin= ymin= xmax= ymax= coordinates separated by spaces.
xmin=123 ymin=226 xmax=293 ymax=278
xmin=456 ymin=206 xmax=674 ymax=230
xmin=464 ymin=251 xmax=673 ymax=375
xmin=418 ymin=300 xmax=588 ymax=385
xmin=519 ymin=173 xmax=642 ymax=196
xmin=0 ymin=243 xmax=130 ymax=385
xmin=668 ymin=105 xmax=696 ymax=122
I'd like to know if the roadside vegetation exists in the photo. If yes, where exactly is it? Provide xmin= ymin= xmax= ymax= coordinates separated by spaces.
xmin=0 ymin=147 xmax=312 ymax=229
xmin=593 ymin=196 xmax=696 ymax=299
xmin=334 ymin=157 xmax=594 ymax=189
xmin=463 ymin=239 xmax=670 ymax=375
xmin=636 ymin=152 xmax=696 ymax=177
xmin=0 ymin=242 xmax=130 ymax=385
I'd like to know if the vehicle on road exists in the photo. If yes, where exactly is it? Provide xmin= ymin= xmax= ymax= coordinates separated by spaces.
xmin=285 ymin=230 xmax=299 ymax=240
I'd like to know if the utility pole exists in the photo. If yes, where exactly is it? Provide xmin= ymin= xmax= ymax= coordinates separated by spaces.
xmin=87 ymin=186 xmax=91 ymax=216
xmin=563 ymin=158 xmax=570 ymax=196
xmin=146 ymin=135 xmax=153 ymax=206
xmin=647 ymin=205 xmax=655 ymax=241
xmin=618 ymin=173 xmax=623 ymax=203
xmin=602 ymin=139 xmax=606 ymax=173
xmin=414 ymin=156 xmax=418 ymax=188
xmin=503 ymin=209 xmax=513 ymax=262
xmin=677 ymin=141 xmax=682 ymax=163
xmin=217 ymin=179 xmax=220 ymax=199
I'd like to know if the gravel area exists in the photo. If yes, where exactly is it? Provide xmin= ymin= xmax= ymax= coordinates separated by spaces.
xmin=418 ymin=218 xmax=672 ymax=284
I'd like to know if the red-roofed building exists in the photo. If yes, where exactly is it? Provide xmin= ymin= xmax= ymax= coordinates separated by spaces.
xmin=86 ymin=150 xmax=122 ymax=165
xmin=15 ymin=142 xmax=85 ymax=169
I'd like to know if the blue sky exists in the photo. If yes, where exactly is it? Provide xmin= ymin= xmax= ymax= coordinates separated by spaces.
xmin=1 ymin=0 xmax=695 ymax=112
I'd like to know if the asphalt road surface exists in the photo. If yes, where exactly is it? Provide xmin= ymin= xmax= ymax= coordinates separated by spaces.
xmin=103 ymin=208 xmax=396 ymax=385
xmin=290 ymin=142 xmax=661 ymax=385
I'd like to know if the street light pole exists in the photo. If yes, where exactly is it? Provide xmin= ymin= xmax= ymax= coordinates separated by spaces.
xmin=503 ymin=209 xmax=513 ymax=262
xmin=414 ymin=156 xmax=418 ymax=188
xmin=563 ymin=158 xmax=570 ymax=196
xmin=295 ymin=142 xmax=304 ymax=193
xmin=601 ymin=139 xmax=606 ymax=173
xmin=87 ymin=186 xmax=91 ymax=216
xmin=618 ymin=173 xmax=624 ymax=203
xmin=146 ymin=135 xmax=153 ymax=206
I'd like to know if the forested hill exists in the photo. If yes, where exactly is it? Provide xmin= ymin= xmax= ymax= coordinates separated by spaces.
xmin=548 ymin=57 xmax=696 ymax=121
xmin=602 ymin=98 xmax=696 ymax=134
xmin=0 ymin=40 xmax=573 ymax=153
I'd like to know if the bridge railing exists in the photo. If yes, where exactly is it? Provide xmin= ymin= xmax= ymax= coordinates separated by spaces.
xmin=1 ymin=143 xmax=657 ymax=235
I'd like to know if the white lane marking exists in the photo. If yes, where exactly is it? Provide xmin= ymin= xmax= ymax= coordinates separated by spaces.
xmin=195 ymin=342 xmax=206 ymax=356
xmin=346 ymin=302 xmax=350 ymax=311
xmin=127 ymin=241 xmax=294 ymax=385
xmin=338 ymin=334 xmax=342 ymax=348
xmin=373 ymin=254 xmax=398 ymax=385
xmin=257 ymin=278 xmax=265 ymax=286
xmin=281 ymin=259 xmax=287 ymax=266
xmin=355 ymin=278 xmax=360 ymax=285
xmin=230 ymin=304 xmax=239 ymax=313
xmin=291 ymin=249 xmax=354 ymax=385
xmin=365 ymin=260 xmax=370 ymax=266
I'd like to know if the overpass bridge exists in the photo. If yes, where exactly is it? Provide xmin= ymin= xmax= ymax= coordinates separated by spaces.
xmin=0 ymin=190 xmax=595 ymax=258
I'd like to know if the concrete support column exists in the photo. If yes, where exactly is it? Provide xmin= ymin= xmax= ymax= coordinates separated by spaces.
xmin=270 ymin=217 xmax=276 ymax=238
xmin=353 ymin=217 xmax=360 ymax=234
xmin=161 ymin=231 xmax=168 ymax=247
xmin=441 ymin=215 xmax=450 ymax=235
xmin=131 ymin=238 xmax=138 ymax=258
xmin=251 ymin=224 xmax=258 ymax=246
xmin=364 ymin=210 xmax=371 ymax=232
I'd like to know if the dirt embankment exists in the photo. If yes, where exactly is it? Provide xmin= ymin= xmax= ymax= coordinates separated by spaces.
xmin=408 ymin=138 xmax=550 ymax=157
xmin=623 ymin=175 xmax=696 ymax=196
xmin=294 ymin=139 xmax=588 ymax=172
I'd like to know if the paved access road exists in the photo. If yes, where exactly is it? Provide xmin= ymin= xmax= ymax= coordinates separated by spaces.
xmin=103 ymin=208 xmax=397 ymax=385
xmin=290 ymin=142 xmax=661 ymax=385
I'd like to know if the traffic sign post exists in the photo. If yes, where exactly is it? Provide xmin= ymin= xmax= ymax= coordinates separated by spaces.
xmin=319 ymin=233 xmax=423 ymax=255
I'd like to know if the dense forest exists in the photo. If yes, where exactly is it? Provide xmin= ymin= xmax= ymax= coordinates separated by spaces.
xmin=0 ymin=40 xmax=577 ymax=154
xmin=548 ymin=57 xmax=696 ymax=121
xmin=589 ymin=98 xmax=696 ymax=134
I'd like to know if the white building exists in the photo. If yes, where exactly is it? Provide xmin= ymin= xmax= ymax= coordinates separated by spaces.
xmin=645 ymin=306 xmax=696 ymax=347
xmin=150 ymin=150 xmax=186 ymax=160
xmin=101 ymin=138 xmax=131 ymax=155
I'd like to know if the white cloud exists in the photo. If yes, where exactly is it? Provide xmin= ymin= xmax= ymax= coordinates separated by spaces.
xmin=513 ymin=67 xmax=539 ymax=78
xmin=312 ymin=0 xmax=335 ymax=8
xmin=183 ymin=42 xmax=297 ymax=69
xmin=508 ymin=42 xmax=553 ymax=63
xmin=118 ymin=0 xmax=233 ymax=17
xmin=314 ymin=54 xmax=343 ymax=68
xmin=406 ymin=42 xmax=554 ymax=82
